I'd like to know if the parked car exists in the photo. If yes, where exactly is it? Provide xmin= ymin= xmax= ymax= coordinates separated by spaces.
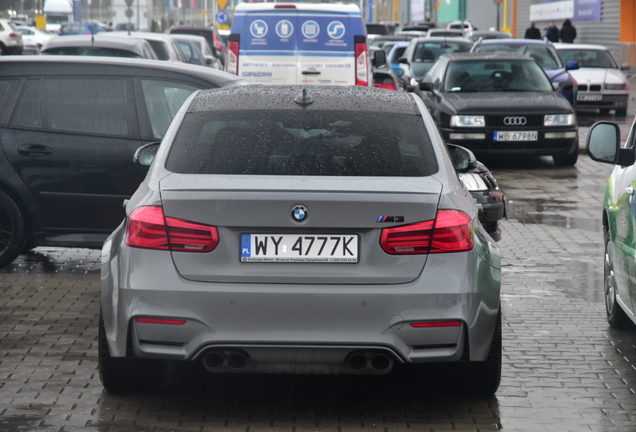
xmin=98 ymin=85 xmax=502 ymax=396
xmin=17 ymin=26 xmax=54 ymax=54
xmin=426 ymin=29 xmax=466 ymax=38
xmin=586 ymin=120 xmax=636 ymax=329
xmin=401 ymin=23 xmax=436 ymax=32
xmin=555 ymin=43 xmax=630 ymax=116
xmin=174 ymin=36 xmax=209 ymax=66
xmin=0 ymin=18 xmax=24 ymax=55
xmin=369 ymin=46 xmax=404 ymax=90
xmin=417 ymin=52 xmax=578 ymax=166
xmin=0 ymin=56 xmax=248 ymax=268
xmin=469 ymin=30 xmax=512 ymax=42
xmin=471 ymin=38 xmax=579 ymax=107
xmin=386 ymin=41 xmax=410 ymax=71
xmin=58 ymin=21 xmax=105 ymax=35
xmin=108 ymin=31 xmax=187 ymax=62
xmin=173 ymin=33 xmax=223 ymax=70
xmin=398 ymin=36 xmax=473 ymax=88
xmin=168 ymin=25 xmax=226 ymax=60
xmin=369 ymin=34 xmax=419 ymax=49
xmin=366 ymin=22 xmax=393 ymax=41
xmin=39 ymin=34 xmax=159 ymax=59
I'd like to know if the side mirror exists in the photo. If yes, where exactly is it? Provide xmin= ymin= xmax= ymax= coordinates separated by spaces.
xmin=447 ymin=144 xmax=478 ymax=172
xmin=419 ymin=81 xmax=434 ymax=92
xmin=558 ymin=80 xmax=574 ymax=91
xmin=398 ymin=57 xmax=409 ymax=64
xmin=133 ymin=141 xmax=161 ymax=167
xmin=586 ymin=121 xmax=634 ymax=166
xmin=621 ymin=63 xmax=630 ymax=71
xmin=565 ymin=61 xmax=579 ymax=70
xmin=394 ymin=68 xmax=404 ymax=77
xmin=373 ymin=49 xmax=387 ymax=68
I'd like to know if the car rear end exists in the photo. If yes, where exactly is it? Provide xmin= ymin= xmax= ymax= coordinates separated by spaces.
xmin=101 ymin=86 xmax=500 ymax=386
xmin=0 ymin=19 xmax=24 ymax=55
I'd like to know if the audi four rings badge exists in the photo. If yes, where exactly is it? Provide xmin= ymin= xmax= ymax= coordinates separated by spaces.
xmin=503 ymin=116 xmax=527 ymax=125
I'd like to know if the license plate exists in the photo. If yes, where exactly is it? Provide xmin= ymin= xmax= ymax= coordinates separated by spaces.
xmin=493 ymin=131 xmax=538 ymax=141
xmin=577 ymin=94 xmax=603 ymax=101
xmin=240 ymin=234 xmax=359 ymax=263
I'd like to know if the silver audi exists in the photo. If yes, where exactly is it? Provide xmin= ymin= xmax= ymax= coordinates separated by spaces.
xmin=100 ymin=85 xmax=502 ymax=395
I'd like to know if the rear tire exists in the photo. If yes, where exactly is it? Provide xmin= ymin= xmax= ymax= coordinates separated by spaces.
xmin=464 ymin=309 xmax=502 ymax=396
xmin=604 ymin=229 xmax=631 ymax=329
xmin=98 ymin=312 xmax=166 ymax=393
xmin=553 ymin=151 xmax=578 ymax=167
xmin=0 ymin=190 xmax=25 ymax=268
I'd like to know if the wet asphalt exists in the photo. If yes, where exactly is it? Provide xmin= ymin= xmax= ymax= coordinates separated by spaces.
xmin=2 ymin=105 xmax=636 ymax=431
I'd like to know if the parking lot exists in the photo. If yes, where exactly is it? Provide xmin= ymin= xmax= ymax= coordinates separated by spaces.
xmin=2 ymin=111 xmax=636 ymax=431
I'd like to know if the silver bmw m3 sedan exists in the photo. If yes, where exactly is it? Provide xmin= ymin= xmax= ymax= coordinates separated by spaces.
xmin=100 ymin=85 xmax=502 ymax=395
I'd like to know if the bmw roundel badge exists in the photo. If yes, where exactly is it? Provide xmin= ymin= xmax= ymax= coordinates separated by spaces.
xmin=292 ymin=205 xmax=308 ymax=222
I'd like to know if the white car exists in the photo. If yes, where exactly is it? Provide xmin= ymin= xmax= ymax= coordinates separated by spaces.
xmin=0 ymin=18 xmax=24 ymax=55
xmin=17 ymin=26 xmax=53 ymax=54
xmin=555 ymin=43 xmax=630 ymax=116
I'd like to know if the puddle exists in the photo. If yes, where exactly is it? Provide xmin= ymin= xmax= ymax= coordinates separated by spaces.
xmin=505 ymin=198 xmax=601 ymax=232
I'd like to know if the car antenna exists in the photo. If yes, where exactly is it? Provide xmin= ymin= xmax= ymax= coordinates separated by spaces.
xmin=294 ymin=88 xmax=314 ymax=107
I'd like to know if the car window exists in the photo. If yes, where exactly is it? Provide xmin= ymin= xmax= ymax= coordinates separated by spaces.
xmin=423 ymin=59 xmax=447 ymax=90
xmin=146 ymin=40 xmax=170 ymax=60
xmin=477 ymin=43 xmax=563 ymax=69
xmin=177 ymin=41 xmax=194 ymax=59
xmin=390 ymin=47 xmax=406 ymax=63
xmin=141 ymin=79 xmax=202 ymax=139
xmin=412 ymin=41 xmax=471 ymax=63
xmin=558 ymin=49 xmax=617 ymax=68
xmin=11 ymin=78 xmax=129 ymax=135
xmin=165 ymin=111 xmax=438 ymax=177
xmin=443 ymin=60 xmax=553 ymax=92
xmin=42 ymin=47 xmax=142 ymax=57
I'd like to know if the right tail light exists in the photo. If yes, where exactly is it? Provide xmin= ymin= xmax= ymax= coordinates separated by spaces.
xmin=227 ymin=41 xmax=239 ymax=75
xmin=380 ymin=210 xmax=474 ymax=255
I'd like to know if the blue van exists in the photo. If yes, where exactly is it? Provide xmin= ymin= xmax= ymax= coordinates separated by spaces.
xmin=226 ymin=3 xmax=368 ymax=86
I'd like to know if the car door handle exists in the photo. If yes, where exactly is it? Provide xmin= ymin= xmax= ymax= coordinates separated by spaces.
xmin=17 ymin=144 xmax=53 ymax=157
xmin=302 ymin=69 xmax=321 ymax=75
xmin=627 ymin=186 xmax=634 ymax=195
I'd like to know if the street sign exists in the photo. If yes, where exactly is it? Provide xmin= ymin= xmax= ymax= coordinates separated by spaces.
xmin=216 ymin=11 xmax=228 ymax=24
xmin=124 ymin=0 xmax=133 ymax=6
xmin=216 ymin=0 xmax=229 ymax=11
xmin=125 ymin=8 xmax=134 ymax=18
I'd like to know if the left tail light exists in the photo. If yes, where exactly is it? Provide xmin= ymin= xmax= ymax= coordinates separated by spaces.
xmin=380 ymin=210 xmax=474 ymax=255
xmin=126 ymin=206 xmax=219 ymax=252
xmin=355 ymin=42 xmax=368 ymax=86
xmin=227 ymin=40 xmax=239 ymax=75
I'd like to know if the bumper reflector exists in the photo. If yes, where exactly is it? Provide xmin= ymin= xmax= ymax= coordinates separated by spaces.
xmin=545 ymin=131 xmax=578 ymax=139
xmin=410 ymin=321 xmax=462 ymax=328
xmin=136 ymin=317 xmax=187 ymax=325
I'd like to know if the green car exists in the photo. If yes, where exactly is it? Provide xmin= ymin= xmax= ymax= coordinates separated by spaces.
xmin=587 ymin=121 xmax=636 ymax=328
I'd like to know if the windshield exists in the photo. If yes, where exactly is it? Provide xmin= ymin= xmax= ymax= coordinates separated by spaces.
xmin=412 ymin=41 xmax=471 ymax=62
xmin=558 ymin=48 xmax=618 ymax=68
xmin=477 ymin=43 xmax=564 ymax=69
xmin=165 ymin=111 xmax=438 ymax=177
xmin=443 ymin=60 xmax=554 ymax=92
xmin=41 ymin=47 xmax=142 ymax=58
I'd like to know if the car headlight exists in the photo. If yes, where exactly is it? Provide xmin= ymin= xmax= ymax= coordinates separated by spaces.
xmin=605 ymin=83 xmax=627 ymax=90
xmin=450 ymin=115 xmax=485 ymax=127
xmin=544 ymin=114 xmax=575 ymax=126
xmin=458 ymin=173 xmax=489 ymax=191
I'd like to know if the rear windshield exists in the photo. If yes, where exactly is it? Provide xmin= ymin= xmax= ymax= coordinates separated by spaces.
xmin=41 ymin=47 xmax=141 ymax=58
xmin=477 ymin=43 xmax=563 ymax=69
xmin=558 ymin=48 xmax=617 ymax=68
xmin=146 ymin=40 xmax=170 ymax=60
xmin=165 ymin=110 xmax=438 ymax=176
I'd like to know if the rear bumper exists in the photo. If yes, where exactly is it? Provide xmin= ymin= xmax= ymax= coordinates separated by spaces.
xmin=101 ymin=234 xmax=501 ymax=369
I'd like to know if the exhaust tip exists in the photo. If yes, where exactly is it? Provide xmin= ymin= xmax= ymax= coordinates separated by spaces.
xmin=228 ymin=351 xmax=247 ymax=370
xmin=203 ymin=351 xmax=224 ymax=371
xmin=371 ymin=354 xmax=391 ymax=371
xmin=349 ymin=353 xmax=368 ymax=371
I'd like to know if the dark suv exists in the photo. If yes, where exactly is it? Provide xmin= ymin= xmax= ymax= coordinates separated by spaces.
xmin=0 ymin=56 xmax=247 ymax=267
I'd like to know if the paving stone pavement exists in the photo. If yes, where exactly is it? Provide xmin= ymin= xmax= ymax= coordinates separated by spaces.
xmin=1 ymin=151 xmax=636 ymax=432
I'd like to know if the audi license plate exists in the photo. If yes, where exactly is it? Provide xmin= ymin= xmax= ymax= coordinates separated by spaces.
xmin=494 ymin=131 xmax=538 ymax=141
xmin=240 ymin=234 xmax=359 ymax=263
xmin=577 ymin=94 xmax=602 ymax=101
